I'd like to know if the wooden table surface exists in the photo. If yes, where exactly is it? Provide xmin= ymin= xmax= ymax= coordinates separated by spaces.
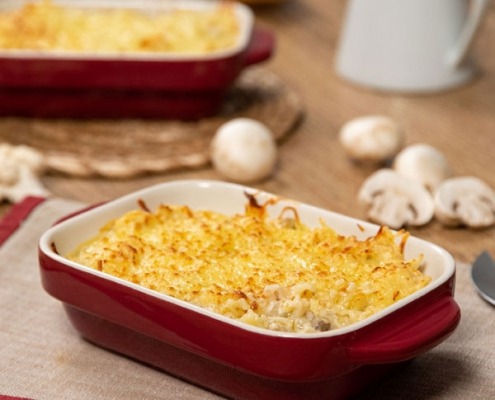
xmin=3 ymin=0 xmax=495 ymax=263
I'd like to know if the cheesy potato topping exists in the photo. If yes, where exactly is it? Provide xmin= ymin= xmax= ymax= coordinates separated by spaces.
xmin=66 ymin=198 xmax=431 ymax=334
xmin=0 ymin=0 xmax=240 ymax=53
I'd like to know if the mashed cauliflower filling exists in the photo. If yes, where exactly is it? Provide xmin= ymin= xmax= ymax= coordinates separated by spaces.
xmin=66 ymin=196 xmax=431 ymax=334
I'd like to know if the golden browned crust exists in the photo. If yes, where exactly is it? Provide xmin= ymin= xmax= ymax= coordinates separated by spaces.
xmin=67 ymin=198 xmax=431 ymax=333
xmin=0 ymin=0 xmax=240 ymax=54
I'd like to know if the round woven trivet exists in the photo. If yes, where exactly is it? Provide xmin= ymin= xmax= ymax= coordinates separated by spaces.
xmin=0 ymin=67 xmax=303 ymax=178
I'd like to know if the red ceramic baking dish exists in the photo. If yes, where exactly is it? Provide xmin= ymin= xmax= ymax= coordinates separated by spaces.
xmin=0 ymin=0 xmax=274 ymax=119
xmin=38 ymin=180 xmax=460 ymax=400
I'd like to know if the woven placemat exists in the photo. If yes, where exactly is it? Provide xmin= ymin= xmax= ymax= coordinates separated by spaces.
xmin=0 ymin=67 xmax=303 ymax=178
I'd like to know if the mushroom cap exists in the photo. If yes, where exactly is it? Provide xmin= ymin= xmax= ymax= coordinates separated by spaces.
xmin=358 ymin=168 xmax=435 ymax=229
xmin=393 ymin=143 xmax=451 ymax=192
xmin=339 ymin=115 xmax=404 ymax=163
xmin=210 ymin=118 xmax=278 ymax=183
xmin=434 ymin=176 xmax=495 ymax=228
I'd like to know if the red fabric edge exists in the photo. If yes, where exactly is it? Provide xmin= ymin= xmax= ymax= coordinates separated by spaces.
xmin=0 ymin=197 xmax=45 ymax=400
xmin=0 ymin=196 xmax=46 ymax=246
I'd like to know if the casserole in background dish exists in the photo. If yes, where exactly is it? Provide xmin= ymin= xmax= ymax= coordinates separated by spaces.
xmin=0 ymin=0 xmax=274 ymax=119
xmin=38 ymin=180 xmax=461 ymax=400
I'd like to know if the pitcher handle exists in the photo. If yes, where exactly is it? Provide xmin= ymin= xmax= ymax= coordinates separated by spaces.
xmin=448 ymin=0 xmax=490 ymax=67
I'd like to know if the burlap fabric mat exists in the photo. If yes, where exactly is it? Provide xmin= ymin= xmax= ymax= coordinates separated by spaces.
xmin=1 ymin=198 xmax=495 ymax=400
xmin=0 ymin=67 xmax=302 ymax=178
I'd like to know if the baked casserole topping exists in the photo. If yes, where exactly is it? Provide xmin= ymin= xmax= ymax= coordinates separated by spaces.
xmin=0 ymin=0 xmax=240 ymax=54
xmin=66 ymin=195 xmax=431 ymax=334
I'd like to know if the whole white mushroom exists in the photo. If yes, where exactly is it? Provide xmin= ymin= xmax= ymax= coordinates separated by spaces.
xmin=393 ymin=143 xmax=451 ymax=192
xmin=210 ymin=118 xmax=278 ymax=183
xmin=339 ymin=115 xmax=404 ymax=163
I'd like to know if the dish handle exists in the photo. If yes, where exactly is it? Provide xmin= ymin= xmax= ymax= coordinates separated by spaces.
xmin=243 ymin=27 xmax=275 ymax=67
xmin=346 ymin=294 xmax=461 ymax=364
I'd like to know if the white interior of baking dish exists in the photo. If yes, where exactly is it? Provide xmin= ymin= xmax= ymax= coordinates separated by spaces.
xmin=0 ymin=0 xmax=253 ymax=60
xmin=39 ymin=179 xmax=456 ymax=338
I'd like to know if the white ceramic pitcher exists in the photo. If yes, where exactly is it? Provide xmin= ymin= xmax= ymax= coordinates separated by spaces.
xmin=335 ymin=0 xmax=490 ymax=93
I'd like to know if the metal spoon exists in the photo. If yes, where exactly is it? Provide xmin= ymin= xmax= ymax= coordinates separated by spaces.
xmin=471 ymin=251 xmax=495 ymax=306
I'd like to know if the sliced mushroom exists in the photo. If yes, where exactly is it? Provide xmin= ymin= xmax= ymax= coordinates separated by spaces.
xmin=339 ymin=115 xmax=404 ymax=163
xmin=358 ymin=169 xmax=435 ymax=229
xmin=434 ymin=176 xmax=495 ymax=228
xmin=393 ymin=143 xmax=451 ymax=192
